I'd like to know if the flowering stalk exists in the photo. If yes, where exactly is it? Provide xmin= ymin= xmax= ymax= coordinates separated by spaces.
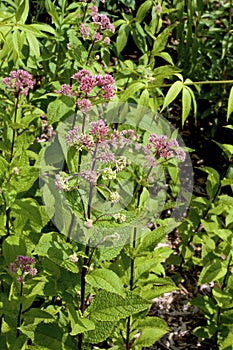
xmin=9 ymin=255 xmax=37 ymax=337
xmin=2 ymin=70 xmax=34 ymax=236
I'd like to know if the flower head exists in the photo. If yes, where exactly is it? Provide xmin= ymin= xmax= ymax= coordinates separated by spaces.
xmin=2 ymin=69 xmax=34 ymax=96
xmin=9 ymin=255 xmax=37 ymax=284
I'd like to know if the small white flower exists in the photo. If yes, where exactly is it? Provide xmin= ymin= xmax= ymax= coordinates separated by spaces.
xmin=109 ymin=191 xmax=120 ymax=203
xmin=84 ymin=219 xmax=93 ymax=228
xmin=12 ymin=167 xmax=19 ymax=175
xmin=69 ymin=253 xmax=79 ymax=263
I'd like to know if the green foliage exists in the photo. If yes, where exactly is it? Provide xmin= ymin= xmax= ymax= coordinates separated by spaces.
xmin=0 ymin=1 xmax=233 ymax=349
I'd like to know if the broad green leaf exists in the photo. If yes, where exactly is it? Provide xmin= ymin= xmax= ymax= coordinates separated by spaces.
xmin=161 ymin=80 xmax=183 ymax=111
xmin=24 ymin=309 xmax=54 ymax=325
xmin=227 ymin=85 xmax=233 ymax=121
xmin=133 ymin=316 xmax=168 ymax=347
xmin=88 ymin=290 xmax=150 ymax=321
xmin=116 ymin=23 xmax=130 ymax=55
xmin=120 ymin=82 xmax=145 ymax=102
xmin=87 ymin=320 xmax=117 ymax=343
xmin=198 ymin=260 xmax=227 ymax=284
xmin=182 ymin=86 xmax=192 ymax=126
xmin=136 ymin=0 xmax=153 ymax=23
xmin=86 ymin=268 xmax=125 ymax=297
xmin=47 ymin=98 xmax=74 ymax=124
xmin=67 ymin=304 xmax=95 ymax=336
xmin=2 ymin=235 xmax=27 ymax=265
xmin=33 ymin=232 xmax=78 ymax=273
xmin=19 ymin=323 xmax=63 ymax=349
xmin=137 ymin=225 xmax=167 ymax=253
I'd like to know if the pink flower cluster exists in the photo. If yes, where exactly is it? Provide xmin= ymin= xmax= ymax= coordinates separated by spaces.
xmin=144 ymin=134 xmax=186 ymax=167
xmin=2 ymin=69 xmax=34 ymax=96
xmin=55 ymin=70 xmax=115 ymax=111
xmin=78 ymin=5 xmax=114 ymax=44
xmin=10 ymin=255 xmax=37 ymax=284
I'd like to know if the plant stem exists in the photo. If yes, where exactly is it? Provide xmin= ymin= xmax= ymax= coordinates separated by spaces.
xmin=10 ymin=94 xmax=19 ymax=162
xmin=78 ymin=240 xmax=90 ymax=350
xmin=5 ymin=94 xmax=20 ymax=236
xmin=86 ymin=39 xmax=95 ymax=64
xmin=16 ymin=282 xmax=23 ymax=337
xmin=126 ymin=227 xmax=137 ymax=350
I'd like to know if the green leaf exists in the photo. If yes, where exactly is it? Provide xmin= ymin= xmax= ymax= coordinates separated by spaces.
xmin=227 ymin=85 xmax=233 ymax=121
xmin=213 ymin=141 xmax=233 ymax=161
xmin=182 ymin=86 xmax=192 ymax=126
xmin=152 ymin=24 xmax=176 ymax=54
xmin=19 ymin=323 xmax=63 ymax=349
xmin=26 ymin=32 xmax=40 ymax=57
xmin=116 ymin=23 xmax=130 ymax=55
xmin=133 ymin=316 xmax=168 ymax=347
xmin=137 ymin=226 xmax=167 ymax=253
xmin=198 ymin=260 xmax=228 ymax=284
xmin=136 ymin=0 xmax=153 ymax=23
xmin=33 ymin=232 xmax=78 ymax=273
xmin=88 ymin=290 xmax=150 ymax=321
xmin=2 ymin=235 xmax=27 ymax=265
xmin=45 ymin=0 xmax=60 ymax=27
xmin=15 ymin=0 xmax=29 ymax=23
xmin=120 ymin=82 xmax=145 ymax=102
xmin=67 ymin=304 xmax=95 ymax=336
xmin=87 ymin=320 xmax=117 ymax=343
xmin=86 ymin=268 xmax=126 ymax=297
xmin=199 ymin=167 xmax=220 ymax=199
xmin=161 ymin=80 xmax=183 ymax=111
xmin=138 ymin=89 xmax=149 ymax=107
xmin=131 ymin=22 xmax=147 ymax=53
xmin=24 ymin=309 xmax=54 ymax=325
xmin=47 ymin=98 xmax=74 ymax=124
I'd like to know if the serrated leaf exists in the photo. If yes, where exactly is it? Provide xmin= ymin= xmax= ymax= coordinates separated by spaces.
xmin=120 ymin=82 xmax=145 ymax=102
xmin=161 ymin=80 xmax=183 ymax=111
xmin=182 ymin=86 xmax=192 ymax=126
xmin=198 ymin=260 xmax=227 ymax=284
xmin=87 ymin=320 xmax=117 ymax=343
xmin=67 ymin=304 xmax=95 ymax=336
xmin=227 ymin=85 xmax=233 ymax=121
xmin=133 ymin=316 xmax=168 ymax=347
xmin=19 ymin=323 xmax=63 ymax=349
xmin=88 ymin=290 xmax=150 ymax=321
xmin=86 ymin=268 xmax=125 ymax=297
xmin=47 ymin=98 xmax=74 ymax=124
xmin=137 ymin=226 xmax=167 ymax=253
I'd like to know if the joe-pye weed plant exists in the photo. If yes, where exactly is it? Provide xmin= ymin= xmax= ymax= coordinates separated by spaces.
xmin=0 ymin=0 xmax=193 ymax=349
